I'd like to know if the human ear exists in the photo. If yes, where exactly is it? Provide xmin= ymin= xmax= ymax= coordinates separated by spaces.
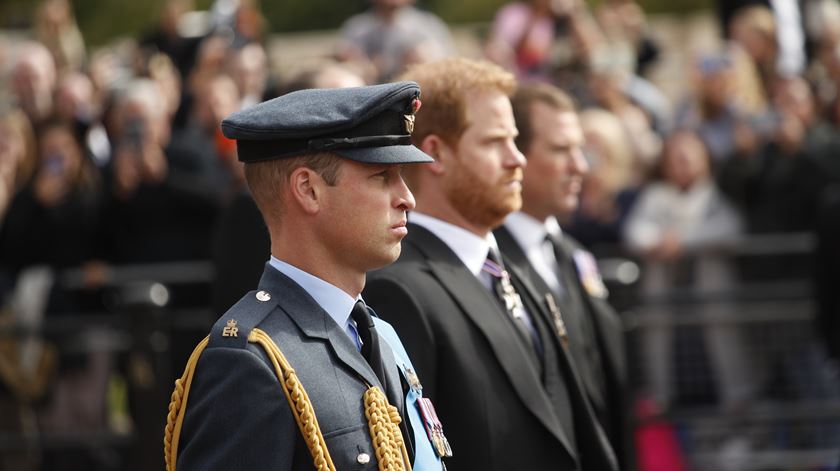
xmin=419 ymin=135 xmax=448 ymax=176
xmin=288 ymin=167 xmax=322 ymax=215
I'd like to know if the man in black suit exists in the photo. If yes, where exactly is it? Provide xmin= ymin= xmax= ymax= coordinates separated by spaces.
xmin=364 ymin=58 xmax=617 ymax=470
xmin=494 ymin=83 xmax=631 ymax=468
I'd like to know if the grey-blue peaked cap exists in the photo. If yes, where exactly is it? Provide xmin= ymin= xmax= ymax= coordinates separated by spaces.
xmin=221 ymin=81 xmax=433 ymax=165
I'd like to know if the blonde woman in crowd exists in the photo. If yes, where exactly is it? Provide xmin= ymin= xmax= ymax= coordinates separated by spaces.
xmin=624 ymin=130 xmax=753 ymax=413
xmin=34 ymin=0 xmax=86 ymax=73
xmin=0 ymin=109 xmax=37 ymax=225
xmin=563 ymin=107 xmax=639 ymax=248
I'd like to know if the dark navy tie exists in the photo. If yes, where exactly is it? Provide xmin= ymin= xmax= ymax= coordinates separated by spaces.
xmin=350 ymin=300 xmax=388 ymax=389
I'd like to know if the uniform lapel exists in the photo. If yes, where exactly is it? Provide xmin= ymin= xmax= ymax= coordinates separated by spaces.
xmin=371 ymin=321 xmax=413 ymax=458
xmin=376 ymin=331 xmax=405 ymax=412
xmin=405 ymin=225 xmax=576 ymax=457
xmin=258 ymin=264 xmax=381 ymax=389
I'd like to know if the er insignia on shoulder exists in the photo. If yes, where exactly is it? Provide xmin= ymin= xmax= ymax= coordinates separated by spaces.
xmin=222 ymin=319 xmax=239 ymax=337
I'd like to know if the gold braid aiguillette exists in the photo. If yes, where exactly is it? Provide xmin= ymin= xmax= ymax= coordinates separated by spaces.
xmin=164 ymin=329 xmax=412 ymax=471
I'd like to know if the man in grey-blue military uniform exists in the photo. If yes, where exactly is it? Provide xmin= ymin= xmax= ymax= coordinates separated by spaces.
xmin=164 ymin=82 xmax=450 ymax=471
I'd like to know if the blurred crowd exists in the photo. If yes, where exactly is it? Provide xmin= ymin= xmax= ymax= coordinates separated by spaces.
xmin=1 ymin=0 xmax=840 ymax=469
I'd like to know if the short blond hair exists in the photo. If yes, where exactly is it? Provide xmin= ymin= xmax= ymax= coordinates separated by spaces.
xmin=398 ymin=58 xmax=516 ymax=146
xmin=244 ymin=152 xmax=342 ymax=223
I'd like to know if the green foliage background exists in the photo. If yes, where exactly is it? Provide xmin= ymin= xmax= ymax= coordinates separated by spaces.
xmin=1 ymin=0 xmax=713 ymax=47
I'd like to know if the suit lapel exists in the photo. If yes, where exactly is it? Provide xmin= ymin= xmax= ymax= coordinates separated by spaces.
xmin=494 ymin=226 xmax=555 ymax=296
xmin=496 ymin=226 xmax=592 ymax=403
xmin=497 ymin=226 xmax=592 ymax=386
xmin=496 ymin=225 xmax=596 ymax=369
xmin=559 ymin=245 xmax=628 ymax=410
xmin=258 ymin=265 xmax=381 ymax=389
xmin=405 ymin=225 xmax=575 ymax=456
xmin=555 ymin=239 xmax=627 ymax=387
xmin=506 ymin=259 xmax=618 ymax=470
xmin=588 ymin=297 xmax=627 ymax=386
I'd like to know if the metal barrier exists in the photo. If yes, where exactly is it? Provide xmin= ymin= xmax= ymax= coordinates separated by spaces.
xmin=618 ymin=232 xmax=840 ymax=471
xmin=0 ymin=261 xmax=215 ymax=471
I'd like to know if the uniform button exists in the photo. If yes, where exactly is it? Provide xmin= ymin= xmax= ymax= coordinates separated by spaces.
xmin=256 ymin=291 xmax=271 ymax=302
xmin=356 ymin=453 xmax=370 ymax=465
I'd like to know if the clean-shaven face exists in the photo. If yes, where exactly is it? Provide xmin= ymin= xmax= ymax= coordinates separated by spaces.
xmin=319 ymin=160 xmax=416 ymax=272
xmin=521 ymin=103 xmax=588 ymax=218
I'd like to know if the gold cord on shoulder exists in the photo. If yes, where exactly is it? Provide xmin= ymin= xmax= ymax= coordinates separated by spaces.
xmin=248 ymin=328 xmax=337 ymax=471
xmin=163 ymin=328 xmax=412 ymax=471
xmin=164 ymin=336 xmax=209 ymax=471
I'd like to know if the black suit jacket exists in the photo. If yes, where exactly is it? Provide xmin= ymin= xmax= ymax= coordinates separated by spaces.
xmin=364 ymin=223 xmax=617 ymax=470
xmin=495 ymin=225 xmax=631 ymax=469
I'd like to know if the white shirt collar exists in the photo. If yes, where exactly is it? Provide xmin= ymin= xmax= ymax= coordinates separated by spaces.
xmin=545 ymin=216 xmax=564 ymax=240
xmin=504 ymin=212 xmax=564 ymax=294
xmin=409 ymin=211 xmax=493 ymax=277
xmin=269 ymin=256 xmax=359 ymax=331
xmin=505 ymin=212 xmax=550 ymax=251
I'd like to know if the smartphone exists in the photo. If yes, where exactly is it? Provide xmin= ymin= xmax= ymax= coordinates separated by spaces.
xmin=124 ymin=116 xmax=146 ymax=153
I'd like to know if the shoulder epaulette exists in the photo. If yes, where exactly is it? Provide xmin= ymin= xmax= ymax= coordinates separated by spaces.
xmin=208 ymin=289 xmax=279 ymax=349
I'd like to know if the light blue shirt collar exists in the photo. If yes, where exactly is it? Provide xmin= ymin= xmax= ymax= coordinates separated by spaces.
xmin=268 ymin=256 xmax=359 ymax=335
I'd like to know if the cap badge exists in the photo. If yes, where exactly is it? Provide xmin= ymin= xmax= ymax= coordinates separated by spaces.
xmin=222 ymin=319 xmax=239 ymax=337
xmin=404 ymin=98 xmax=422 ymax=134
xmin=404 ymin=114 xmax=415 ymax=134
